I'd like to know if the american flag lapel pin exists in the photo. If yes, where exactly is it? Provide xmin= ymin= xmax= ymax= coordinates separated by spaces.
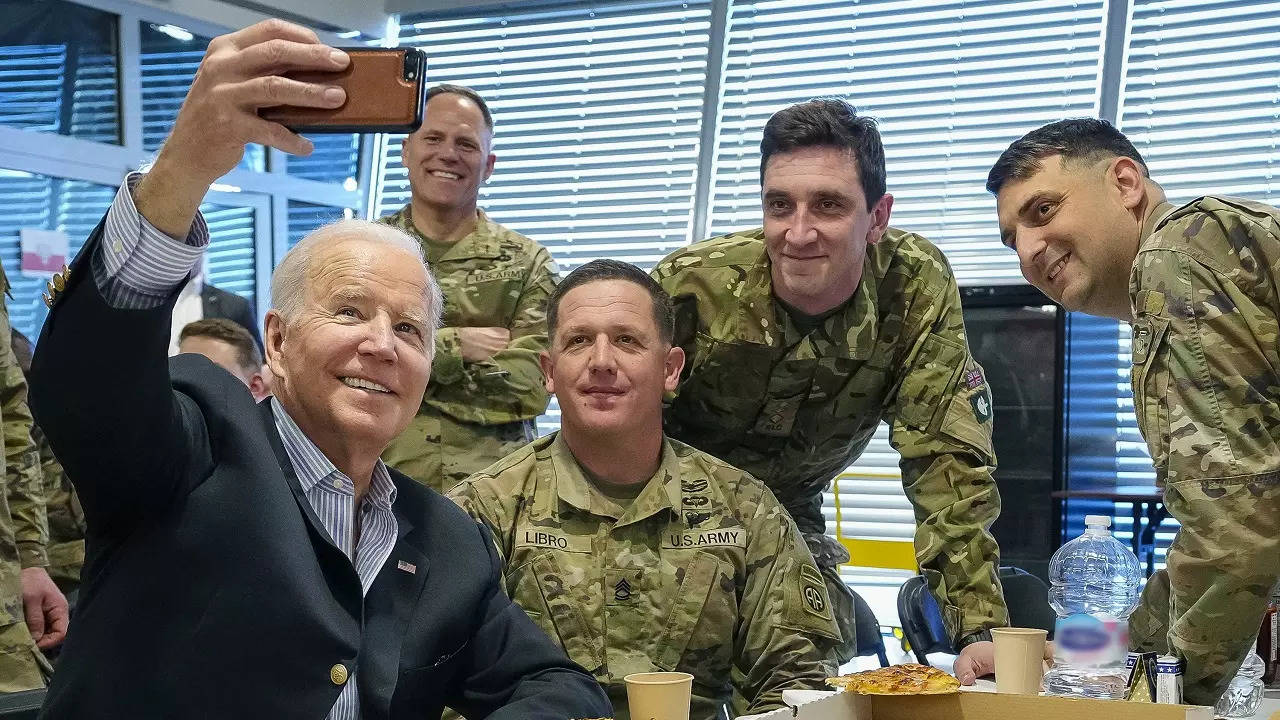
xmin=397 ymin=560 xmax=417 ymax=574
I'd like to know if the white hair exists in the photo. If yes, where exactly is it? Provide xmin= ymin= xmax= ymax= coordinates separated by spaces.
xmin=270 ymin=219 xmax=443 ymax=331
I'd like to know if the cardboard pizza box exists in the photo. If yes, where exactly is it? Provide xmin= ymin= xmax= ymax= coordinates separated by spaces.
xmin=741 ymin=689 xmax=1214 ymax=720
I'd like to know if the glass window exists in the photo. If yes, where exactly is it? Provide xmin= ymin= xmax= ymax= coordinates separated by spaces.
xmin=140 ymin=22 xmax=264 ymax=172
xmin=0 ymin=171 xmax=116 ymax=339
xmin=200 ymin=202 xmax=257 ymax=308
xmin=286 ymin=201 xmax=353 ymax=251
xmin=289 ymin=133 xmax=362 ymax=185
xmin=0 ymin=1 xmax=120 ymax=143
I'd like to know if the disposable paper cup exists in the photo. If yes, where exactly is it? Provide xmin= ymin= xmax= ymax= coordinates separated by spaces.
xmin=993 ymin=627 xmax=1048 ymax=694
xmin=624 ymin=671 xmax=693 ymax=720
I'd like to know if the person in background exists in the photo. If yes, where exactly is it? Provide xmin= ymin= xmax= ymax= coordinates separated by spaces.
xmin=0 ymin=265 xmax=65 ymax=690
xmin=167 ymin=263 xmax=263 ymax=356
xmin=450 ymin=259 xmax=840 ymax=720
xmin=988 ymin=117 xmax=1280 ymax=706
xmin=11 ymin=329 xmax=84 ymax=601
xmin=379 ymin=84 xmax=557 ymax=493
xmin=178 ymin=317 xmax=270 ymax=400
xmin=651 ymin=98 xmax=1007 ymax=678
xmin=26 ymin=19 xmax=613 ymax=718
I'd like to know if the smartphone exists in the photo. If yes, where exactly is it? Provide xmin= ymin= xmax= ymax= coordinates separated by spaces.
xmin=260 ymin=47 xmax=426 ymax=133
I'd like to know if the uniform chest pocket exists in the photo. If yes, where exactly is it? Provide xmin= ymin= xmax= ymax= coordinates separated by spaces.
xmin=669 ymin=335 xmax=773 ymax=437
xmin=438 ymin=266 xmax=524 ymax=327
xmin=513 ymin=552 xmax=605 ymax=672
xmin=652 ymin=552 xmax=736 ymax=673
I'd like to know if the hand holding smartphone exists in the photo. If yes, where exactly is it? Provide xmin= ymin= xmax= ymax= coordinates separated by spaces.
xmin=260 ymin=47 xmax=426 ymax=133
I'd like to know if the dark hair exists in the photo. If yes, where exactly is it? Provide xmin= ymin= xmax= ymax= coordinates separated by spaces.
xmin=987 ymin=118 xmax=1149 ymax=194
xmin=179 ymin=318 xmax=263 ymax=374
xmin=546 ymin=259 xmax=675 ymax=346
xmin=9 ymin=328 xmax=31 ymax=376
xmin=426 ymin=84 xmax=494 ymax=131
xmin=759 ymin=98 xmax=886 ymax=208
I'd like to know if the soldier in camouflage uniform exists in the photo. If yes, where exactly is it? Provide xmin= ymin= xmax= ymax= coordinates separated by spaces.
xmin=12 ymin=330 xmax=85 ymax=596
xmin=0 ymin=263 xmax=62 ymax=689
xmin=651 ymin=99 xmax=1007 ymax=673
xmin=379 ymin=84 xmax=556 ymax=492
xmin=449 ymin=260 xmax=840 ymax=720
xmin=989 ymin=117 xmax=1280 ymax=705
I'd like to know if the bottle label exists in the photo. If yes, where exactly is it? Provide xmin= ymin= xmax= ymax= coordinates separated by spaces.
xmin=1055 ymin=614 xmax=1128 ymax=666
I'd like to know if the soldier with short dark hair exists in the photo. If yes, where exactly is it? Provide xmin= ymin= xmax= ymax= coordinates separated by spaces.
xmin=990 ymin=117 xmax=1280 ymax=706
xmin=449 ymin=259 xmax=840 ymax=720
xmin=379 ymin=83 xmax=558 ymax=493
xmin=651 ymin=98 xmax=1008 ymax=680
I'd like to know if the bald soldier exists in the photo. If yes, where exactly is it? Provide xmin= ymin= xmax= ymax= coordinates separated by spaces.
xmin=989 ymin=118 xmax=1280 ymax=705
xmin=449 ymin=259 xmax=840 ymax=720
xmin=651 ymin=98 xmax=1007 ymax=676
xmin=379 ymin=84 xmax=557 ymax=493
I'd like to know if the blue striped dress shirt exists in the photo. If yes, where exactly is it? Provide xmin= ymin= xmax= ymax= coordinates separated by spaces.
xmin=93 ymin=174 xmax=400 ymax=720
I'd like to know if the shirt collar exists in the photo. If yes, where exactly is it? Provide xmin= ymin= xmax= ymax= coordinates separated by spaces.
xmin=269 ymin=397 xmax=397 ymax=509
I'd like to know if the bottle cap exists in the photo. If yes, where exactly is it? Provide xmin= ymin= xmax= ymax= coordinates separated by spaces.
xmin=1084 ymin=515 xmax=1112 ymax=528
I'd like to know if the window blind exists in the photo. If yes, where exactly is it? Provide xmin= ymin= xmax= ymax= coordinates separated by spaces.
xmin=374 ymin=0 xmax=713 ymax=273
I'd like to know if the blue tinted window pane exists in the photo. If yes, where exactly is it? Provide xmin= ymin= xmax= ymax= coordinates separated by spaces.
xmin=289 ymin=133 xmax=361 ymax=185
xmin=287 ymin=201 xmax=353 ymax=251
xmin=0 ymin=1 xmax=120 ymax=143
xmin=0 ymin=172 xmax=116 ymax=340
xmin=200 ymin=202 xmax=256 ymax=308
xmin=140 ymin=23 xmax=264 ymax=172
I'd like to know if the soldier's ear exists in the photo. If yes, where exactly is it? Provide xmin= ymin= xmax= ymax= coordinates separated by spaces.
xmin=663 ymin=345 xmax=685 ymax=392
xmin=538 ymin=350 xmax=555 ymax=394
xmin=865 ymin=193 xmax=894 ymax=245
xmin=1111 ymin=157 xmax=1146 ymax=211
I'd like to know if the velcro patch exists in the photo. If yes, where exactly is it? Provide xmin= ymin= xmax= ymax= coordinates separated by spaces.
xmin=514 ymin=528 xmax=592 ymax=553
xmin=799 ymin=564 xmax=833 ymax=619
xmin=662 ymin=527 xmax=748 ymax=549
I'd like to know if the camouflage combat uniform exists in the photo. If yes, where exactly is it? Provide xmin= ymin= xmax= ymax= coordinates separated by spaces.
xmin=33 ymin=426 xmax=84 ymax=594
xmin=379 ymin=205 xmax=556 ymax=493
xmin=651 ymin=227 xmax=1008 ymax=658
xmin=0 ymin=261 xmax=49 ymax=690
xmin=448 ymin=432 xmax=841 ymax=720
xmin=1127 ymin=196 xmax=1280 ymax=705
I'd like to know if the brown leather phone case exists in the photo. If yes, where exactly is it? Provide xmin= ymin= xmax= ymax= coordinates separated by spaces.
xmin=260 ymin=47 xmax=425 ymax=133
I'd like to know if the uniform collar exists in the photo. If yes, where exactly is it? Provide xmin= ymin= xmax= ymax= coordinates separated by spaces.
xmin=548 ymin=430 xmax=683 ymax=527
xmin=1140 ymin=200 xmax=1178 ymax=246
xmin=734 ymin=232 xmax=879 ymax=360
xmin=383 ymin=204 xmax=503 ymax=261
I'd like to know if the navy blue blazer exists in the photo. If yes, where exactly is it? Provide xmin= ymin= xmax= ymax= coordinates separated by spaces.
xmin=30 ymin=221 xmax=611 ymax=720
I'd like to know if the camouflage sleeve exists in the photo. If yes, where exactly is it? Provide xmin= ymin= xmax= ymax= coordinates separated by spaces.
xmin=886 ymin=272 xmax=1007 ymax=645
xmin=732 ymin=482 xmax=840 ymax=717
xmin=1130 ymin=245 xmax=1280 ymax=706
xmin=0 ymin=296 xmax=46 ymax=569
xmin=446 ymin=474 xmax=517 ymax=565
xmin=425 ymin=249 xmax=555 ymax=425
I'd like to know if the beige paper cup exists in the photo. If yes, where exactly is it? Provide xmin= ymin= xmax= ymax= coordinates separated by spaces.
xmin=624 ymin=671 xmax=693 ymax=720
xmin=993 ymin=627 xmax=1048 ymax=694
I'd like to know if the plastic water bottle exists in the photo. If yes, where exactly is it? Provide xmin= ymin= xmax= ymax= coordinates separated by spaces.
xmin=1043 ymin=515 xmax=1143 ymax=699
xmin=1215 ymin=647 xmax=1264 ymax=717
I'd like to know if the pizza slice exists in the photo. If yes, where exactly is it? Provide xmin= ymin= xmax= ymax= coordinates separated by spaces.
xmin=827 ymin=663 xmax=961 ymax=695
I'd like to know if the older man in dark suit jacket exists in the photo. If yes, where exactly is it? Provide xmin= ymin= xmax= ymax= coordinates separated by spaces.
xmin=28 ymin=19 xmax=611 ymax=720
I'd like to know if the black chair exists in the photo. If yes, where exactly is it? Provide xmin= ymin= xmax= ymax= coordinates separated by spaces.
xmin=896 ymin=566 xmax=1053 ymax=665
xmin=851 ymin=588 xmax=890 ymax=667
xmin=0 ymin=689 xmax=45 ymax=719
